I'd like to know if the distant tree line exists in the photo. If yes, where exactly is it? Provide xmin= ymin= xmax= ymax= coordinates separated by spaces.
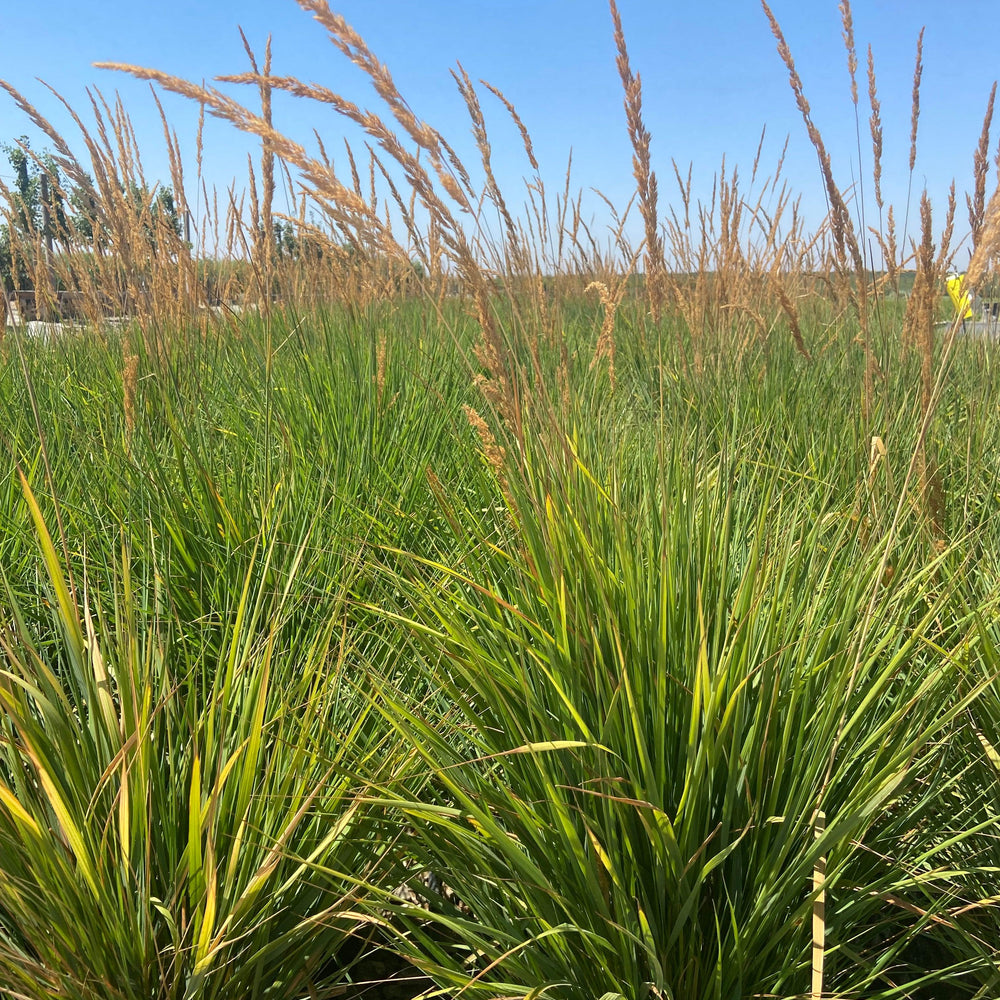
xmin=0 ymin=137 xmax=181 ymax=294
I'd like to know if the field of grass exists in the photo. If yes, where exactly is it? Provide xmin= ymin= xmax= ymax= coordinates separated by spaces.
xmin=0 ymin=303 xmax=999 ymax=999
xmin=3 ymin=1 xmax=1000 ymax=998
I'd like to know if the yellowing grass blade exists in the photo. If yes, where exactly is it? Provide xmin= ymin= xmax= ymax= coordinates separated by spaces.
xmin=84 ymin=601 xmax=119 ymax=741
xmin=227 ymin=768 xmax=339 ymax=920
xmin=976 ymin=730 xmax=1000 ymax=774
xmin=118 ymin=759 xmax=131 ymax=867
xmin=0 ymin=783 xmax=40 ymax=837
xmin=509 ymin=740 xmax=593 ymax=753
xmin=194 ymin=836 xmax=219 ymax=975
xmin=188 ymin=754 xmax=203 ymax=890
xmin=30 ymin=749 xmax=99 ymax=897
xmin=18 ymin=471 xmax=84 ymax=661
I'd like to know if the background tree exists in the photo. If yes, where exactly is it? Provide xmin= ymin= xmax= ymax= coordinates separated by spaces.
xmin=0 ymin=139 xmax=183 ymax=295
xmin=0 ymin=138 xmax=72 ymax=291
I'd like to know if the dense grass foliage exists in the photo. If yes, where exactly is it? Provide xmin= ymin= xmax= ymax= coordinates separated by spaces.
xmin=0 ymin=307 xmax=999 ymax=999
xmin=4 ymin=0 xmax=1000 ymax=993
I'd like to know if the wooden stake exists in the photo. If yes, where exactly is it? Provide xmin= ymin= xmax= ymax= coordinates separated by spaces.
xmin=812 ymin=809 xmax=826 ymax=1000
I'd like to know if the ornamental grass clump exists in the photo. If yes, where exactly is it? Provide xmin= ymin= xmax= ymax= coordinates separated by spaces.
xmin=0 ymin=472 xmax=409 ymax=1000
xmin=1 ymin=0 xmax=1000 ymax=997
xmin=368 ymin=397 xmax=987 ymax=999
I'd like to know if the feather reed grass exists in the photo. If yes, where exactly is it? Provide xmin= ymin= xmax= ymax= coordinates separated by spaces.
xmin=0 ymin=7 xmax=998 ymax=997
xmin=610 ymin=0 xmax=665 ymax=322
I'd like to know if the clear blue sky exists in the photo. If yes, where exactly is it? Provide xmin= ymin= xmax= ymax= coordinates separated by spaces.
xmin=1 ymin=0 xmax=996 ymax=265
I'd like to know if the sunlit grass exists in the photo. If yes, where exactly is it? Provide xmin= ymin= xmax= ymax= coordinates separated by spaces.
xmin=1 ymin=309 xmax=999 ymax=997
xmin=2 ymin=0 xmax=1000 ymax=995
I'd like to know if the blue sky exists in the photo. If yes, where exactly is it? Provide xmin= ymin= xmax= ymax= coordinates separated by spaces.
xmin=0 ymin=0 xmax=997 ymax=265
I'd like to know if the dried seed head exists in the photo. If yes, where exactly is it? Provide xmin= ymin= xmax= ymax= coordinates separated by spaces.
xmin=375 ymin=334 xmax=387 ymax=402
xmin=610 ymin=0 xmax=664 ymax=320
xmin=867 ymin=46 xmax=883 ymax=210
xmin=966 ymin=185 xmax=1000 ymax=289
xmin=908 ymin=27 xmax=925 ymax=173
xmin=586 ymin=280 xmax=619 ymax=388
xmin=970 ymin=82 xmax=997 ymax=249
xmin=463 ymin=404 xmax=506 ymax=477
xmin=775 ymin=283 xmax=812 ymax=360
xmin=839 ymin=1 xmax=858 ymax=106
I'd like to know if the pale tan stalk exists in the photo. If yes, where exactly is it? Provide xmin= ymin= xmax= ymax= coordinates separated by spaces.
xmin=750 ymin=126 xmax=766 ymax=185
xmin=867 ymin=47 xmax=883 ymax=211
xmin=375 ymin=334 xmax=387 ymax=403
xmin=761 ymin=2 xmax=863 ymax=278
xmin=935 ymin=182 xmax=957 ymax=275
xmin=556 ymin=150 xmax=572 ymax=266
xmin=122 ymin=352 xmax=139 ymax=438
xmin=196 ymin=91 xmax=205 ymax=180
xmin=966 ymin=185 xmax=1000 ymax=290
xmin=901 ymin=28 xmax=925 ymax=247
xmin=480 ymin=80 xmax=538 ymax=171
xmin=969 ymin=82 xmax=996 ymax=251
xmin=210 ymin=184 xmax=220 ymax=258
xmin=909 ymin=28 xmax=924 ymax=173
xmin=586 ymin=280 xmax=620 ymax=389
xmin=463 ymin=405 xmax=507 ymax=490
xmin=237 ymin=30 xmax=276 ymax=306
xmin=840 ymin=1 xmax=858 ymax=106
xmin=452 ymin=64 xmax=518 ymax=262
xmin=368 ymin=148 xmax=378 ymax=214
xmin=610 ymin=0 xmax=665 ymax=320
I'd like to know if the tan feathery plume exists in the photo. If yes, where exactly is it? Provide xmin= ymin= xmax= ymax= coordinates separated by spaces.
xmin=909 ymin=27 xmax=924 ymax=174
xmin=761 ymin=2 xmax=863 ymax=277
xmin=969 ymin=82 xmax=996 ymax=251
xmin=210 ymin=61 xmax=489 ymax=309
xmin=867 ymin=46 xmax=883 ymax=210
xmin=451 ymin=63 xmax=517 ymax=254
xmin=586 ymin=280 xmax=620 ymax=389
xmin=917 ymin=192 xmax=935 ymax=412
xmin=480 ymin=80 xmax=538 ymax=172
xmin=967 ymin=184 xmax=1000 ymax=290
xmin=936 ymin=181 xmax=957 ymax=275
xmin=463 ymin=404 xmax=506 ymax=478
xmin=344 ymin=139 xmax=362 ymax=197
xmin=839 ymin=1 xmax=858 ymax=106
xmin=610 ymin=0 xmax=665 ymax=320
xmin=290 ymin=0 xmax=475 ymax=215
xmin=775 ymin=283 xmax=812 ymax=360
xmin=885 ymin=204 xmax=898 ymax=289
xmin=94 ymin=64 xmax=406 ymax=257
xmin=261 ymin=36 xmax=275 ymax=276
xmin=912 ymin=193 xmax=944 ymax=533
xmin=0 ymin=82 xmax=101 ymax=214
